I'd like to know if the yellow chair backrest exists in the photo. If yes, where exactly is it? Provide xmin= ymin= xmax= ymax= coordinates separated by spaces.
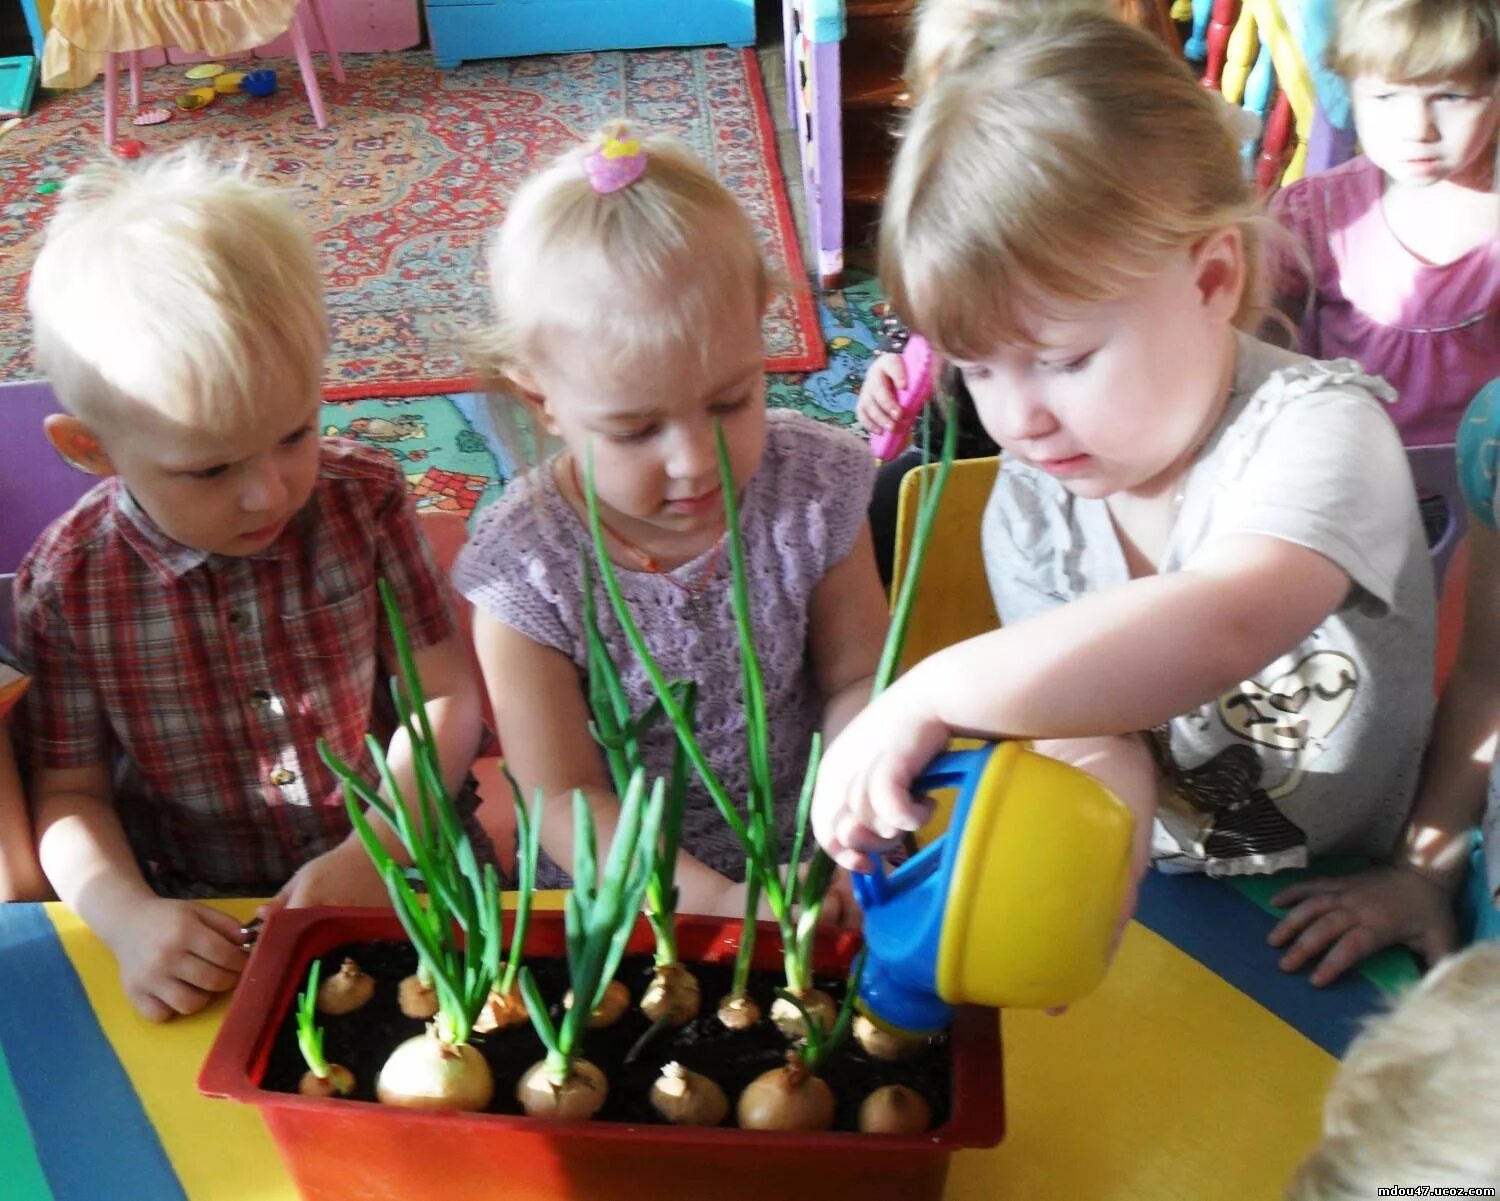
xmin=890 ymin=455 xmax=1001 ymax=673
xmin=891 ymin=455 xmax=1003 ymax=848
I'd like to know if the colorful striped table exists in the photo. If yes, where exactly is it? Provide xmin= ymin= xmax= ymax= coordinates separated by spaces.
xmin=0 ymin=872 xmax=1383 ymax=1200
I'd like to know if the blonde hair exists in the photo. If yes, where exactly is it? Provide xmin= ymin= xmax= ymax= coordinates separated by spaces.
xmin=1287 ymin=942 xmax=1500 ymax=1199
xmin=882 ymin=12 xmax=1268 ymax=361
xmin=476 ymin=121 xmax=767 ymax=398
xmin=907 ymin=0 xmax=1181 ymax=97
xmin=1330 ymin=0 xmax=1500 ymax=85
xmin=27 ymin=145 xmax=327 ymax=438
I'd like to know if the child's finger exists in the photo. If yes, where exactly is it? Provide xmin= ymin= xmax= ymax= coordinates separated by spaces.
xmin=177 ymin=952 xmax=245 ymax=993
xmin=832 ymin=811 xmax=900 ymax=857
xmin=128 ymin=987 xmax=174 ymax=1024
xmin=195 ymin=903 xmax=254 ymax=947
xmin=1266 ymin=890 xmax=1342 ymax=946
xmin=828 ymin=836 xmax=874 ymax=875
xmin=1277 ymin=907 xmax=1358 ymax=974
xmin=1306 ymin=927 xmax=1379 ymax=988
xmin=867 ymin=774 xmax=931 ymax=836
xmin=154 ymin=975 xmax=216 ymax=1018
xmin=886 ymin=359 xmax=907 ymax=390
xmin=1269 ymin=878 xmax=1342 ymax=908
xmin=857 ymin=395 xmax=891 ymax=434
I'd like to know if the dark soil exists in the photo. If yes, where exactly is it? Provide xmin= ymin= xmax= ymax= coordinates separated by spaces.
xmin=261 ymin=940 xmax=953 ymax=1131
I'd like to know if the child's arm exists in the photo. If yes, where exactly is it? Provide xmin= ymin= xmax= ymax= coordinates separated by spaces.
xmin=32 ymin=760 xmax=248 ymax=1021
xmin=272 ymin=632 xmax=484 ymax=909
xmin=1269 ymin=521 xmax=1500 ymax=983
xmin=472 ymin=612 xmax=749 ymax=917
xmin=813 ymin=531 xmax=1351 ymax=870
xmin=808 ymin=522 xmax=888 ymax=742
xmin=0 ymin=724 xmax=50 ymax=902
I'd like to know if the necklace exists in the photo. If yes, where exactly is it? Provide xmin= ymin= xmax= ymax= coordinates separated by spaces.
xmin=567 ymin=458 xmax=727 ymax=618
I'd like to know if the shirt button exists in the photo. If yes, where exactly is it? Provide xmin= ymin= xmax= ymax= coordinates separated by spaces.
xmin=228 ymin=610 xmax=249 ymax=630
xmin=250 ymin=688 xmax=273 ymax=709
xmin=269 ymin=767 xmax=297 ymax=787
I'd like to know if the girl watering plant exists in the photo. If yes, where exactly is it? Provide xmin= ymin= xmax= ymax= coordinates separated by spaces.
xmin=454 ymin=123 xmax=890 ymax=925
xmin=812 ymin=13 xmax=1436 ymax=920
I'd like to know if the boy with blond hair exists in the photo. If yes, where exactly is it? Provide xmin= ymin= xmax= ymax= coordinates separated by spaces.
xmin=1287 ymin=942 xmax=1500 ymax=1198
xmin=17 ymin=147 xmax=483 ymax=1022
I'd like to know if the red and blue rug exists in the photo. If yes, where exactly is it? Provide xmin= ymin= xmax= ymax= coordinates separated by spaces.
xmin=0 ymin=47 xmax=824 ymax=395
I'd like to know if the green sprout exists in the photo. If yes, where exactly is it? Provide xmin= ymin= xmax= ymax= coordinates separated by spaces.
xmin=494 ymin=769 xmax=541 ymax=1001
xmin=318 ymin=580 xmax=525 ymax=1049
xmin=776 ymin=947 xmax=867 ymax=1075
xmin=518 ymin=767 xmax=665 ymax=1085
xmin=295 ymin=960 xmax=330 ymax=1079
xmin=876 ymin=389 xmax=959 ymax=697
xmin=581 ymin=559 xmax=695 ymax=970
xmin=583 ymin=405 xmax=956 ymax=1004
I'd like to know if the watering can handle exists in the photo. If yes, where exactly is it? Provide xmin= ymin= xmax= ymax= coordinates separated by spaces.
xmin=851 ymin=746 xmax=993 ymax=905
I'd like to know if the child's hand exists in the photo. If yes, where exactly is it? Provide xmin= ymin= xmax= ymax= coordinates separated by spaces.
xmin=680 ymin=866 xmax=862 ymax=929
xmin=856 ymin=352 xmax=908 ymax=434
xmin=820 ymin=866 xmax=862 ymax=930
xmin=1267 ymin=864 xmax=1458 ymax=987
xmin=272 ymin=837 xmax=393 ymax=911
xmin=812 ymin=694 xmax=950 ymax=873
xmin=103 ymin=897 xmax=247 ymax=1022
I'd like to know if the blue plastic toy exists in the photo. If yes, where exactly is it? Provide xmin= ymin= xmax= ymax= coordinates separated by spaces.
xmin=242 ymin=69 xmax=278 ymax=98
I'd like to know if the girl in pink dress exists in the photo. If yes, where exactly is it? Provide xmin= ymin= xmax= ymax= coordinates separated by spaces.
xmin=1271 ymin=0 xmax=1499 ymax=449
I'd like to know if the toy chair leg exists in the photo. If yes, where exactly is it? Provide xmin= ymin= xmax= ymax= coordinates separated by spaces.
xmin=287 ymin=8 xmax=329 ymax=129
xmin=102 ymin=51 xmax=118 ymax=147
xmin=306 ymin=0 xmax=344 ymax=84
xmin=128 ymin=50 xmax=142 ymax=110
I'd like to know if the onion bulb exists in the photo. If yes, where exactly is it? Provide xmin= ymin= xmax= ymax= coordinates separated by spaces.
xmin=473 ymin=985 xmax=528 ymax=1034
xmin=316 ymin=958 xmax=374 ymax=1016
xmin=717 ymin=992 xmax=762 ymax=1031
xmin=853 ymin=1013 xmax=929 ymax=1061
xmin=298 ymin=1063 xmax=356 ymax=1098
xmin=858 ymin=1084 xmax=931 ymax=1134
xmin=736 ymin=1054 xmax=835 ymax=1131
xmin=563 ymin=979 xmax=630 ymax=1029
xmin=397 ymin=973 xmax=439 ymax=1020
xmin=516 ymin=1058 xmax=608 ymax=1121
xmin=641 ymin=963 xmax=701 ymax=1027
xmin=770 ymin=987 xmax=836 ymax=1040
xmin=375 ymin=1028 xmax=493 ymax=1112
xmin=649 ymin=1061 xmax=728 ymax=1126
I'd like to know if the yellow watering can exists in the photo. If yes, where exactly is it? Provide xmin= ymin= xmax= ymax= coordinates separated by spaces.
xmin=853 ymin=741 xmax=1135 ymax=1033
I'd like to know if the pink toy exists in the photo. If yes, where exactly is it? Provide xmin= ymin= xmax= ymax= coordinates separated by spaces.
xmin=868 ymin=334 xmax=937 ymax=463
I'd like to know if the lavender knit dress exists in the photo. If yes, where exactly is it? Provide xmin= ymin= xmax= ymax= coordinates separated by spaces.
xmin=454 ymin=409 xmax=876 ymax=884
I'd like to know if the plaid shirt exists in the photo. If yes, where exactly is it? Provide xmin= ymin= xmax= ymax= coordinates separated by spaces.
xmin=15 ymin=438 xmax=457 ymax=892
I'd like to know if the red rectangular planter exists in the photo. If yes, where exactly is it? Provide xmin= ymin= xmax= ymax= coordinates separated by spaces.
xmin=200 ymin=906 xmax=1004 ymax=1201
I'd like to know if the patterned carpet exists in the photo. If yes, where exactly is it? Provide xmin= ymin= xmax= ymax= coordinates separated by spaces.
xmin=330 ymin=273 xmax=889 ymax=518
xmin=0 ymin=47 xmax=824 ymax=395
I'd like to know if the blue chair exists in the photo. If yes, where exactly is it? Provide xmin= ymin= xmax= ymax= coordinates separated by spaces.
xmin=1408 ymin=442 xmax=1465 ymax=593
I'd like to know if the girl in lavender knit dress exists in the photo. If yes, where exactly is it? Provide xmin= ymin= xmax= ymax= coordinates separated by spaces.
xmin=454 ymin=125 xmax=890 ymax=919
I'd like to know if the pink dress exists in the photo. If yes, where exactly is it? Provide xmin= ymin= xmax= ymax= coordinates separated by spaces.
xmin=1271 ymin=156 xmax=1500 ymax=447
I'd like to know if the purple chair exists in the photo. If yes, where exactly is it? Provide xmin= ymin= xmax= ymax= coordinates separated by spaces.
xmin=1407 ymin=442 xmax=1465 ymax=593
xmin=0 ymin=381 xmax=94 ymax=578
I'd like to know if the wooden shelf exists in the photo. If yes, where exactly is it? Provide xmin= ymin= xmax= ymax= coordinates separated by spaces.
xmin=842 ymin=52 xmax=911 ymax=109
xmin=845 ymin=0 xmax=916 ymax=18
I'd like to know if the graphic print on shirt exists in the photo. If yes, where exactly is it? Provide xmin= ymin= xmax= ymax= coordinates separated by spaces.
xmin=1155 ymin=651 xmax=1359 ymax=872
